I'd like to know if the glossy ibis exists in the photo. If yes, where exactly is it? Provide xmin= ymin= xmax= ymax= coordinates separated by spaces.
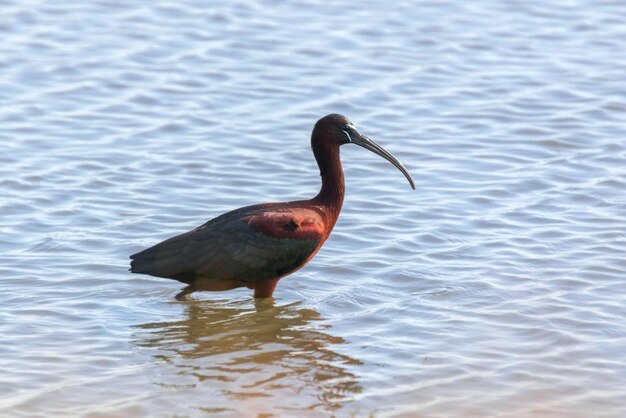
xmin=130 ymin=114 xmax=414 ymax=300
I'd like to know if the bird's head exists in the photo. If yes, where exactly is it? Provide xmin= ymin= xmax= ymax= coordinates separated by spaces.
xmin=312 ymin=114 xmax=415 ymax=190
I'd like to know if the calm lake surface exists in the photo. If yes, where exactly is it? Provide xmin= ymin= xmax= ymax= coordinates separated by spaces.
xmin=1 ymin=0 xmax=625 ymax=417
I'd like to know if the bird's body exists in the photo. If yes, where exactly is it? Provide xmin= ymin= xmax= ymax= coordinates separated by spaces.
xmin=131 ymin=200 xmax=339 ymax=299
xmin=130 ymin=114 xmax=414 ymax=299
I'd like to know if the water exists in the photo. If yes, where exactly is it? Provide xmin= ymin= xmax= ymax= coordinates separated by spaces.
xmin=1 ymin=0 xmax=625 ymax=416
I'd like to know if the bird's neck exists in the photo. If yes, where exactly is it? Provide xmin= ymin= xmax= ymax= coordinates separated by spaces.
xmin=312 ymin=143 xmax=344 ymax=228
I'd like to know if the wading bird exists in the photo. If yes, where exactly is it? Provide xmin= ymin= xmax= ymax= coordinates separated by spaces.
xmin=130 ymin=114 xmax=414 ymax=300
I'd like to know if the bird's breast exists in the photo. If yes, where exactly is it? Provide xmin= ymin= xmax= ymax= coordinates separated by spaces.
xmin=244 ymin=209 xmax=326 ymax=241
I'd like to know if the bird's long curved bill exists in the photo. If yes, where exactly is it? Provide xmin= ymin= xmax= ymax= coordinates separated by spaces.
xmin=352 ymin=134 xmax=416 ymax=190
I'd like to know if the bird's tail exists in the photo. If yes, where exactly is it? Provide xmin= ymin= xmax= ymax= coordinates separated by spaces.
xmin=129 ymin=235 xmax=192 ymax=284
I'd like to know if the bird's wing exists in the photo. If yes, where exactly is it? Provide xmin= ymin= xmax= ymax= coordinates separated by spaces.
xmin=130 ymin=207 xmax=326 ymax=283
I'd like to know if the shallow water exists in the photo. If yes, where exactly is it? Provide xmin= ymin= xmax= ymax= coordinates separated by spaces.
xmin=2 ymin=0 xmax=626 ymax=417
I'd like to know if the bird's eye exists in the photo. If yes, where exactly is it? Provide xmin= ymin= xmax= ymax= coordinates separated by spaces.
xmin=342 ymin=128 xmax=352 ymax=143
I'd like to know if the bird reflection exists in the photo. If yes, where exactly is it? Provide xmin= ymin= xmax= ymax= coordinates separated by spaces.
xmin=134 ymin=299 xmax=362 ymax=414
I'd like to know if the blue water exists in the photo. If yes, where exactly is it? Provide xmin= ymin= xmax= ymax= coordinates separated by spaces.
xmin=1 ymin=1 xmax=625 ymax=417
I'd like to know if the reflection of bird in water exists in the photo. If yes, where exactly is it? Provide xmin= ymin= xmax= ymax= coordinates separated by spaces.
xmin=134 ymin=299 xmax=363 ymax=415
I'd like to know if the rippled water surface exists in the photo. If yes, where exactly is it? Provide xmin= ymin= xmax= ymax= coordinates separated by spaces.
xmin=2 ymin=0 xmax=626 ymax=417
